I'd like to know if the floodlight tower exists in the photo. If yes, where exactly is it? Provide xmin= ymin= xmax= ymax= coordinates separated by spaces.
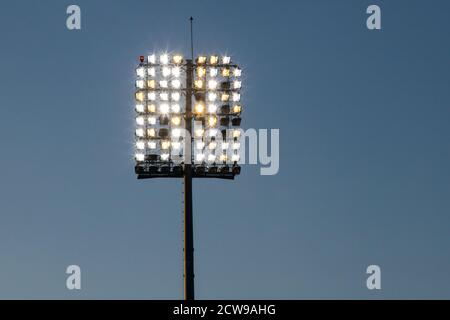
xmin=133 ymin=20 xmax=243 ymax=300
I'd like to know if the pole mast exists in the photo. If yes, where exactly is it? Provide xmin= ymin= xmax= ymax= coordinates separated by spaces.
xmin=183 ymin=16 xmax=195 ymax=301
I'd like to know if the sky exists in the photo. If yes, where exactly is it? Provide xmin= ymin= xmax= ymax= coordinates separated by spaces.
xmin=0 ymin=0 xmax=449 ymax=299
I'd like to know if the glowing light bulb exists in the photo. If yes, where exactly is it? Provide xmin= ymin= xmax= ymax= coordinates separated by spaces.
xmin=210 ymin=55 xmax=219 ymax=65
xmin=197 ymin=67 xmax=206 ymax=77
xmin=208 ymin=92 xmax=217 ymax=101
xmin=135 ymin=128 xmax=145 ymax=137
xmin=160 ymin=103 xmax=170 ymax=114
xmin=172 ymin=66 xmax=181 ymax=77
xmin=136 ymin=116 xmax=145 ymax=126
xmin=210 ymin=68 xmax=218 ymax=77
xmin=135 ymin=104 xmax=145 ymax=113
xmin=195 ymin=79 xmax=204 ymax=89
xmin=208 ymin=116 xmax=218 ymax=127
xmin=135 ymin=91 xmax=145 ymax=102
xmin=162 ymin=66 xmax=171 ymax=77
xmin=171 ymin=104 xmax=181 ymax=113
xmin=173 ymin=55 xmax=183 ymax=64
xmin=136 ymin=141 xmax=145 ymax=150
xmin=160 ymin=54 xmax=169 ymax=64
xmin=147 ymin=79 xmax=156 ymax=89
xmin=208 ymin=104 xmax=217 ymax=113
xmin=171 ymin=116 xmax=181 ymax=126
xmin=136 ymin=67 xmax=145 ymax=78
xmin=148 ymin=54 xmax=156 ymax=64
xmin=194 ymin=102 xmax=205 ymax=114
xmin=208 ymin=80 xmax=218 ymax=90
xmin=171 ymin=79 xmax=181 ymax=88
xmin=148 ymin=116 xmax=157 ymax=125
xmin=171 ymin=92 xmax=180 ymax=101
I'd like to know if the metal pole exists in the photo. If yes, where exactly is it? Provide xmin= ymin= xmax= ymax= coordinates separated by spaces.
xmin=183 ymin=58 xmax=195 ymax=300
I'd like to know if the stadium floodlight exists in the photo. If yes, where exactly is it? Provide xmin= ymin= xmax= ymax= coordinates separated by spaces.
xmin=133 ymin=18 xmax=243 ymax=301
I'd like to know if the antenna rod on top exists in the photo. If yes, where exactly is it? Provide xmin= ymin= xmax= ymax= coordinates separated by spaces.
xmin=190 ymin=17 xmax=194 ymax=60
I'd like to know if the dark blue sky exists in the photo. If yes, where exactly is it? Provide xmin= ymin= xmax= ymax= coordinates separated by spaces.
xmin=0 ymin=0 xmax=449 ymax=299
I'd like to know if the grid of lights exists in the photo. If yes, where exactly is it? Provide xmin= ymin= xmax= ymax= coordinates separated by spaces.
xmin=134 ymin=53 xmax=242 ymax=178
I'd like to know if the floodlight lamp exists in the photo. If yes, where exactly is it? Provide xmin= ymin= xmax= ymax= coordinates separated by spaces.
xmin=172 ymin=92 xmax=181 ymax=101
xmin=172 ymin=79 xmax=181 ymax=88
xmin=148 ymin=116 xmax=157 ymax=125
xmin=208 ymin=104 xmax=217 ymax=113
xmin=208 ymin=80 xmax=218 ymax=90
xmin=148 ymin=67 xmax=156 ymax=77
xmin=208 ymin=92 xmax=217 ymax=102
xmin=172 ymin=128 xmax=182 ymax=138
xmin=160 ymin=103 xmax=170 ymax=114
xmin=197 ymin=67 xmax=206 ymax=77
xmin=194 ymin=79 xmax=204 ymax=89
xmin=221 ymin=93 xmax=230 ymax=102
xmin=162 ymin=66 xmax=171 ymax=77
xmin=172 ymin=66 xmax=181 ymax=77
xmin=135 ymin=104 xmax=145 ymax=113
xmin=221 ymin=68 xmax=230 ymax=77
xmin=136 ymin=116 xmax=145 ymax=126
xmin=135 ymin=153 xmax=145 ymax=161
xmin=222 ymin=56 xmax=231 ymax=64
xmin=194 ymin=102 xmax=205 ymax=114
xmin=173 ymin=55 xmax=183 ymax=64
xmin=210 ymin=55 xmax=219 ymax=65
xmin=196 ymin=153 xmax=205 ymax=162
xmin=171 ymin=116 xmax=181 ymax=126
xmin=160 ymin=54 xmax=169 ymax=64
xmin=197 ymin=56 xmax=207 ymax=64
xmin=171 ymin=104 xmax=181 ymax=113
xmin=208 ymin=115 xmax=218 ymax=127
xmin=161 ymin=140 xmax=171 ymax=149
xmin=208 ymin=141 xmax=217 ymax=150
xmin=147 ymin=79 xmax=156 ymax=89
xmin=210 ymin=68 xmax=218 ymax=77
xmin=160 ymin=92 xmax=169 ymax=101
xmin=147 ymin=128 xmax=157 ymax=138
xmin=135 ymin=91 xmax=145 ymax=102
xmin=136 ymin=67 xmax=145 ymax=78
xmin=196 ymin=141 xmax=205 ymax=150
xmin=148 ymin=54 xmax=156 ymax=64
xmin=195 ymin=128 xmax=204 ymax=137
xmin=136 ymin=141 xmax=145 ymax=150
xmin=135 ymin=128 xmax=145 ymax=137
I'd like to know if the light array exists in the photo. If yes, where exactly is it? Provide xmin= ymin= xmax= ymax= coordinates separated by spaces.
xmin=134 ymin=53 xmax=243 ymax=177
